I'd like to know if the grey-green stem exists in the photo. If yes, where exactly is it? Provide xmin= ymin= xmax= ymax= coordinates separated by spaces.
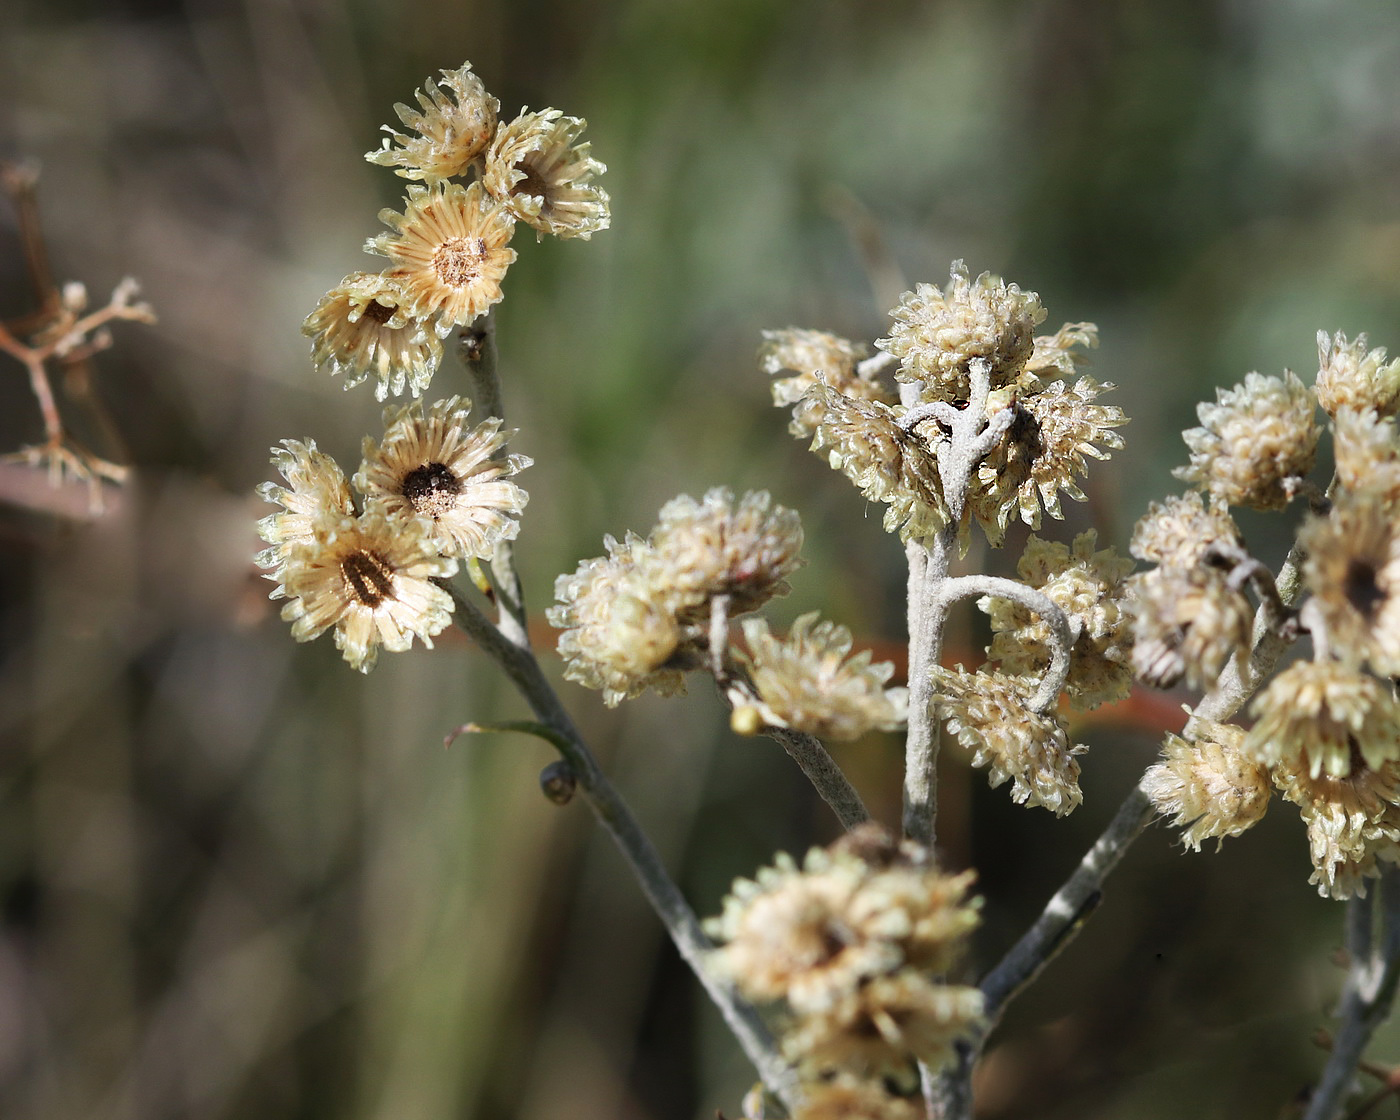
xmin=1303 ymin=868 xmax=1400 ymax=1120
xmin=443 ymin=582 xmax=799 ymax=1108
xmin=454 ymin=316 xmax=529 ymax=651
xmin=930 ymin=544 xmax=1307 ymax=1119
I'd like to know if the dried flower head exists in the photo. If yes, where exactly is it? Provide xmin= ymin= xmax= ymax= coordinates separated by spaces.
xmin=1300 ymin=487 xmax=1400 ymax=675
xmin=707 ymin=830 xmax=980 ymax=1020
xmin=934 ymin=666 xmax=1084 ymax=815
xmin=548 ymin=533 xmax=689 ymax=707
xmin=808 ymin=385 xmax=947 ymax=542
xmin=367 ymin=181 xmax=517 ymax=335
xmin=354 ymin=397 xmax=530 ymax=561
xmin=1315 ymin=330 xmax=1400 ymax=419
xmin=974 ymin=376 xmax=1127 ymax=537
xmin=255 ymin=439 xmax=356 ymax=585
xmin=1275 ymin=758 xmax=1400 ymax=899
xmin=302 ymin=271 xmax=444 ymax=401
xmin=649 ymin=488 xmax=804 ymax=619
xmin=277 ymin=510 xmax=457 ymax=673
xmin=365 ymin=61 xmax=499 ymax=185
xmin=982 ymin=530 xmax=1135 ymax=710
xmin=1129 ymin=566 xmax=1252 ymax=691
xmin=782 ymin=971 xmax=984 ymax=1076
xmin=1245 ymin=660 xmax=1400 ymax=779
xmin=878 ymin=262 xmax=1045 ymax=399
xmin=1025 ymin=321 xmax=1098 ymax=379
xmin=1130 ymin=491 xmax=1243 ymax=569
xmin=483 ymin=108 xmax=610 ymax=240
xmin=736 ymin=614 xmax=907 ymax=741
xmin=1332 ymin=407 xmax=1400 ymax=505
xmin=1175 ymin=370 xmax=1320 ymax=510
xmin=761 ymin=328 xmax=892 ymax=438
xmin=1143 ymin=720 xmax=1271 ymax=851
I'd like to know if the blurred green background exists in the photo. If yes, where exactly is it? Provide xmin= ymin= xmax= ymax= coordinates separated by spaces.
xmin=3 ymin=0 xmax=1400 ymax=1117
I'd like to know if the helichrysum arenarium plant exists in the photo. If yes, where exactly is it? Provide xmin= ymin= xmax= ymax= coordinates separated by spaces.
xmin=257 ymin=60 xmax=1400 ymax=1120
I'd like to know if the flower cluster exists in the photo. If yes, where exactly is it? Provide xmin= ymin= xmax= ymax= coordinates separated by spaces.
xmin=256 ymin=398 xmax=530 ymax=671
xmin=549 ymin=488 xmax=804 ymax=705
xmin=1141 ymin=332 xmax=1400 ymax=897
xmin=981 ymin=531 xmax=1135 ymax=711
xmin=305 ymin=61 xmax=610 ymax=401
xmin=707 ymin=826 xmax=982 ymax=1106
xmin=766 ymin=262 xmax=1126 ymax=549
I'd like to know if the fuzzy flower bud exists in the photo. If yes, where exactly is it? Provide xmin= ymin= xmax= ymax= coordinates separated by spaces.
xmin=1244 ymin=660 xmax=1400 ymax=779
xmin=1129 ymin=566 xmax=1252 ymax=691
xmin=1174 ymin=370 xmax=1320 ymax=511
xmin=1130 ymin=491 xmax=1243 ymax=569
xmin=1143 ymin=720 xmax=1270 ymax=851
xmin=1275 ymin=758 xmax=1400 ymax=899
xmin=1315 ymin=330 xmax=1400 ymax=419
xmin=933 ymin=666 xmax=1084 ymax=815
xmin=878 ymin=261 xmax=1045 ymax=400
xmin=737 ymin=614 xmax=907 ymax=741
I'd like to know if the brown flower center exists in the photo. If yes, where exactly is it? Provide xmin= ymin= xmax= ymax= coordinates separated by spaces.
xmin=1345 ymin=558 xmax=1385 ymax=620
xmin=402 ymin=461 xmax=462 ymax=519
xmin=512 ymin=162 xmax=551 ymax=204
xmin=361 ymin=298 xmax=397 ymax=326
xmin=341 ymin=550 xmax=395 ymax=608
xmin=433 ymin=237 xmax=488 ymax=288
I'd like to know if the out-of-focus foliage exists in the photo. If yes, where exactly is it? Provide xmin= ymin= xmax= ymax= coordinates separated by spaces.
xmin=2 ymin=1 xmax=1400 ymax=1117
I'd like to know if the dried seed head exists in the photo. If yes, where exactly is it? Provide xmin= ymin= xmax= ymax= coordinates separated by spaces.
xmin=933 ymin=665 xmax=1084 ymax=815
xmin=808 ymin=385 xmax=948 ymax=542
xmin=1299 ymin=486 xmax=1400 ymax=675
xmin=1275 ymin=758 xmax=1400 ymax=899
xmin=760 ymin=328 xmax=892 ymax=438
xmin=737 ymin=614 xmax=907 ymax=741
xmin=981 ymin=531 xmax=1135 ymax=710
xmin=878 ymin=261 xmax=1045 ymax=400
xmin=1130 ymin=491 xmax=1243 ymax=569
xmin=1143 ymin=720 xmax=1270 ymax=851
xmin=483 ymin=108 xmax=610 ymax=240
xmin=1129 ymin=566 xmax=1252 ymax=690
xmin=365 ymin=61 xmax=499 ymax=185
xmin=1245 ymin=660 xmax=1400 ymax=779
xmin=1175 ymin=370 xmax=1320 ymax=510
xmin=1315 ymin=330 xmax=1400 ymax=419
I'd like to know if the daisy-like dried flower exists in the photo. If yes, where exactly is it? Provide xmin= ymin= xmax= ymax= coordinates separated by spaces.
xmin=278 ymin=509 xmax=457 ymax=673
xmin=1244 ymin=660 xmax=1400 ymax=778
xmin=792 ymin=1075 xmax=924 ymax=1120
xmin=1332 ymin=407 xmax=1400 ymax=503
xmin=1129 ymin=566 xmax=1252 ymax=690
xmin=255 ymin=439 xmax=355 ymax=585
xmin=707 ymin=851 xmax=900 ymax=1012
xmin=1275 ymin=758 xmax=1400 ymax=899
xmin=808 ymin=385 xmax=947 ymax=542
xmin=1315 ymin=330 xmax=1400 ymax=419
xmin=1143 ymin=720 xmax=1271 ymax=851
xmin=974 ymin=376 xmax=1127 ymax=536
xmin=367 ymin=181 xmax=517 ymax=335
xmin=934 ymin=665 xmax=1084 ymax=815
xmin=1300 ymin=487 xmax=1400 ymax=675
xmin=1130 ymin=491 xmax=1243 ymax=569
xmin=1174 ymin=370 xmax=1320 ymax=511
xmin=1025 ymin=321 xmax=1098 ymax=379
xmin=365 ymin=61 xmax=499 ymax=185
xmin=707 ymin=833 xmax=980 ymax=1015
xmin=649 ymin=488 xmax=804 ymax=620
xmin=760 ymin=328 xmax=892 ymax=438
xmin=782 ymin=971 xmax=984 ymax=1076
xmin=878 ymin=262 xmax=1045 ymax=400
xmin=736 ymin=614 xmax=907 ymax=741
xmin=354 ymin=396 xmax=530 ymax=561
xmin=302 ymin=271 xmax=443 ymax=401
xmin=547 ymin=534 xmax=689 ymax=707
xmin=982 ymin=530 xmax=1135 ymax=710
xmin=483 ymin=108 xmax=610 ymax=240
